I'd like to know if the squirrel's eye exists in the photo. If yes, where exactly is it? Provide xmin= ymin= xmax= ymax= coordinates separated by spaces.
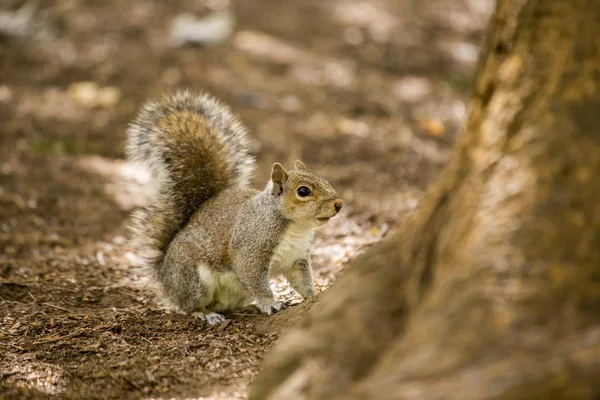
xmin=297 ymin=186 xmax=312 ymax=197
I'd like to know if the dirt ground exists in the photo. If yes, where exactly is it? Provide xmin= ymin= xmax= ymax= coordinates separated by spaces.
xmin=0 ymin=0 xmax=492 ymax=398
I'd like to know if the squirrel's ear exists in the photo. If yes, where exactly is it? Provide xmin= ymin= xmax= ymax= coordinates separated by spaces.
xmin=294 ymin=160 xmax=307 ymax=170
xmin=271 ymin=163 xmax=288 ymax=195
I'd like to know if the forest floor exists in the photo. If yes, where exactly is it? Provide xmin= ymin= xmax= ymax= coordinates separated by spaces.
xmin=0 ymin=0 xmax=491 ymax=398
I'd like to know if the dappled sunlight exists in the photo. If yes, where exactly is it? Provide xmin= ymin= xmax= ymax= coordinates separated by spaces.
xmin=234 ymin=30 xmax=312 ymax=65
xmin=438 ymin=40 xmax=479 ymax=66
xmin=0 ymin=354 xmax=67 ymax=395
xmin=331 ymin=0 xmax=397 ymax=43
xmin=75 ymin=155 xmax=152 ymax=212
xmin=144 ymin=386 xmax=250 ymax=400
xmin=233 ymin=30 xmax=358 ymax=90
xmin=1 ymin=0 xmax=494 ymax=397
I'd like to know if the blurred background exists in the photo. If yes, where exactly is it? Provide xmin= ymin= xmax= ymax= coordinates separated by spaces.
xmin=0 ymin=0 xmax=494 ymax=398
xmin=1 ymin=0 xmax=493 ymax=220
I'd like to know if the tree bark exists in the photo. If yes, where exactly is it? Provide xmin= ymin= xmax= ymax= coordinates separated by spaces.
xmin=250 ymin=0 xmax=600 ymax=398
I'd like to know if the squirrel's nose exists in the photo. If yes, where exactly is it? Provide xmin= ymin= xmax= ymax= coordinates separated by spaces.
xmin=333 ymin=199 xmax=344 ymax=214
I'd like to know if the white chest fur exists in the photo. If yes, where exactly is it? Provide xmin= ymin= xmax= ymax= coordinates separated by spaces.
xmin=270 ymin=223 xmax=314 ymax=275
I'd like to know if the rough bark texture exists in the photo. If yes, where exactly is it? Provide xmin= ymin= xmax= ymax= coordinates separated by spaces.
xmin=250 ymin=0 xmax=600 ymax=398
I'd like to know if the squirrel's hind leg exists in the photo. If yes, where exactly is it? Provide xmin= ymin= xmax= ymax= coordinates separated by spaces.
xmin=160 ymin=250 xmax=218 ymax=318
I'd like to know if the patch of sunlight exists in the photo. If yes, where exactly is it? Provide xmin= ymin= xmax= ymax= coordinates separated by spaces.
xmin=438 ymin=40 xmax=479 ymax=67
xmin=75 ymin=155 xmax=153 ymax=212
xmin=331 ymin=0 xmax=397 ymax=43
xmin=233 ymin=30 xmax=358 ymax=90
xmin=467 ymin=0 xmax=495 ymax=15
xmin=1 ymin=355 xmax=67 ymax=395
xmin=233 ymin=30 xmax=312 ymax=65
xmin=17 ymin=87 xmax=87 ymax=121
xmin=142 ymin=386 xmax=248 ymax=400
xmin=393 ymin=76 xmax=432 ymax=103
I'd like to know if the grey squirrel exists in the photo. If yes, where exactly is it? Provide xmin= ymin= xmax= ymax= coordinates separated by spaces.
xmin=126 ymin=90 xmax=344 ymax=325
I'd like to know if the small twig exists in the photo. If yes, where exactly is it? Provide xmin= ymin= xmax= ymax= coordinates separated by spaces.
xmin=352 ymin=238 xmax=384 ymax=246
xmin=33 ymin=329 xmax=86 ymax=345
xmin=139 ymin=336 xmax=153 ymax=346
xmin=42 ymin=302 xmax=73 ymax=313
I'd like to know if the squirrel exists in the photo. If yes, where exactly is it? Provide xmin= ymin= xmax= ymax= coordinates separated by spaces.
xmin=126 ymin=90 xmax=344 ymax=325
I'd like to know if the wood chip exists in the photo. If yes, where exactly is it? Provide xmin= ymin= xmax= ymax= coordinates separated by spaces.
xmin=216 ymin=319 xmax=232 ymax=332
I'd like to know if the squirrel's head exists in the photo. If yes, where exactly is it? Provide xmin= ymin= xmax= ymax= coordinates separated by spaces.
xmin=270 ymin=160 xmax=344 ymax=227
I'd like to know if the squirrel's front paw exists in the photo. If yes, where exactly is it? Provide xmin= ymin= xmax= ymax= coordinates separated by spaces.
xmin=297 ymin=285 xmax=315 ymax=299
xmin=256 ymin=299 xmax=285 ymax=315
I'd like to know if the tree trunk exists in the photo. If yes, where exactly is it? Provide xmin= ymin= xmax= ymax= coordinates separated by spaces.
xmin=250 ymin=0 xmax=600 ymax=398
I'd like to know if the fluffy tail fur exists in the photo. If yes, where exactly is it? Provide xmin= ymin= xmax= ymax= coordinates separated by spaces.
xmin=126 ymin=90 xmax=255 ymax=274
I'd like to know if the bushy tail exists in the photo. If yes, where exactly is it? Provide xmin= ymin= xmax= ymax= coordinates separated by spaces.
xmin=126 ymin=90 xmax=255 ymax=274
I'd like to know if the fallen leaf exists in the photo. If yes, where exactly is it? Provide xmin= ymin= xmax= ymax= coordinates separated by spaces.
xmin=418 ymin=119 xmax=445 ymax=136
xmin=217 ymin=319 xmax=232 ymax=332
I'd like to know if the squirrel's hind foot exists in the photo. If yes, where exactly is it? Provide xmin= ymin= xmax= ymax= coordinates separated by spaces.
xmin=192 ymin=311 xmax=226 ymax=326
